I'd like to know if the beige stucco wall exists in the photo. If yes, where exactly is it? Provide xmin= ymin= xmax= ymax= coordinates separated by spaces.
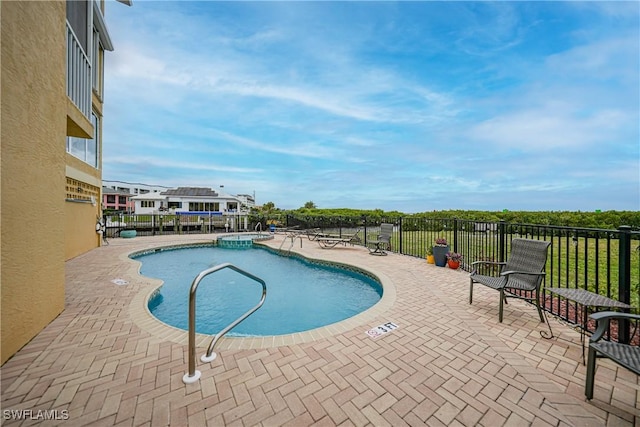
xmin=65 ymin=201 xmax=102 ymax=260
xmin=65 ymin=154 xmax=103 ymax=260
xmin=1 ymin=1 xmax=67 ymax=364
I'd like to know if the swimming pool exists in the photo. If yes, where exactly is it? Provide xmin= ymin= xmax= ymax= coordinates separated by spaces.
xmin=135 ymin=245 xmax=383 ymax=336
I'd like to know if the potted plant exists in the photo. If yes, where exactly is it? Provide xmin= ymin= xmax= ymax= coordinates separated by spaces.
xmin=426 ymin=247 xmax=435 ymax=264
xmin=432 ymin=237 xmax=449 ymax=267
xmin=446 ymin=252 xmax=463 ymax=269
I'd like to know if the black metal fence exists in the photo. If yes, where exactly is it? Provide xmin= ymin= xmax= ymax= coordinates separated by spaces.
xmin=282 ymin=214 xmax=639 ymax=343
xmin=104 ymin=212 xmax=639 ymax=343
xmin=103 ymin=213 xmax=247 ymax=237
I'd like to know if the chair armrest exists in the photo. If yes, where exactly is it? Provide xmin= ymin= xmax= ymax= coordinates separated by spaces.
xmin=500 ymin=270 xmax=546 ymax=277
xmin=471 ymin=260 xmax=506 ymax=267
xmin=470 ymin=261 xmax=506 ymax=275
xmin=589 ymin=311 xmax=640 ymax=342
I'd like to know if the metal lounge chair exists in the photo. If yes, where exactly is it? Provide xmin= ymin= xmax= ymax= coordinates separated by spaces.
xmin=303 ymin=228 xmax=326 ymax=241
xmin=469 ymin=238 xmax=551 ymax=323
xmin=316 ymin=228 xmax=362 ymax=249
xmin=367 ymin=223 xmax=394 ymax=256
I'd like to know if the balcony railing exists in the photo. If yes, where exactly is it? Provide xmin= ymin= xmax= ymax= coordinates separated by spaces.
xmin=66 ymin=22 xmax=92 ymax=121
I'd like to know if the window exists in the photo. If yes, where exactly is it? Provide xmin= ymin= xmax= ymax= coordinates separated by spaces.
xmin=168 ymin=202 xmax=182 ymax=209
xmin=118 ymin=196 xmax=127 ymax=205
xmin=66 ymin=112 xmax=100 ymax=168
xmin=141 ymin=201 xmax=155 ymax=208
xmin=106 ymin=195 xmax=115 ymax=203
xmin=189 ymin=202 xmax=219 ymax=212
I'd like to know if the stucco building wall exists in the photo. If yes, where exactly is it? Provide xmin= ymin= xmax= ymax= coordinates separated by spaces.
xmin=65 ymin=154 xmax=102 ymax=260
xmin=1 ymin=1 xmax=67 ymax=364
xmin=65 ymin=201 xmax=102 ymax=260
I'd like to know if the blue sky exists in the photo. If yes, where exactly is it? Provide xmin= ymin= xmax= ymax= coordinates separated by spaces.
xmin=103 ymin=1 xmax=639 ymax=213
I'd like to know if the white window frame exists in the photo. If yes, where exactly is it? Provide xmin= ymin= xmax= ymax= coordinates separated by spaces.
xmin=92 ymin=29 xmax=105 ymax=99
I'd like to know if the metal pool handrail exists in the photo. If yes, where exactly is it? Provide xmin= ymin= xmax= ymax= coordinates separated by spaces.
xmin=278 ymin=231 xmax=303 ymax=253
xmin=182 ymin=263 xmax=267 ymax=384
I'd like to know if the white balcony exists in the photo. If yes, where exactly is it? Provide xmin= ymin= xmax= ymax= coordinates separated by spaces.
xmin=66 ymin=22 xmax=91 ymax=122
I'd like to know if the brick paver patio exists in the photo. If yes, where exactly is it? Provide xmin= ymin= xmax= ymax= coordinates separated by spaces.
xmin=1 ymin=233 xmax=638 ymax=426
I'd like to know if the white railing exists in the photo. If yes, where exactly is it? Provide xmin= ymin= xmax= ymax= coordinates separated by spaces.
xmin=66 ymin=22 xmax=92 ymax=121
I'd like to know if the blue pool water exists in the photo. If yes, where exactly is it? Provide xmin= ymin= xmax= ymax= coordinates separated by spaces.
xmin=136 ymin=245 xmax=382 ymax=336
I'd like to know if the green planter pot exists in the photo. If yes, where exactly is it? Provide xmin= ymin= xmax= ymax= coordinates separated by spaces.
xmin=120 ymin=230 xmax=137 ymax=238
xmin=432 ymin=245 xmax=449 ymax=267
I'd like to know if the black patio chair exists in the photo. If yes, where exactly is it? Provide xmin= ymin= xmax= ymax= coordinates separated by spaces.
xmin=585 ymin=311 xmax=640 ymax=400
xmin=469 ymin=238 xmax=551 ymax=323
xmin=367 ymin=223 xmax=394 ymax=256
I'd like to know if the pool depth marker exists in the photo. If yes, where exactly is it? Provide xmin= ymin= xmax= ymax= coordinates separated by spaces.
xmin=365 ymin=322 xmax=398 ymax=339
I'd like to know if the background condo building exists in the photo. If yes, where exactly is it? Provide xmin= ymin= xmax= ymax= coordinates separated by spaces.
xmin=103 ymin=181 xmax=257 ymax=214
xmin=131 ymin=187 xmax=252 ymax=214
xmin=102 ymin=188 xmax=136 ymax=213
xmin=102 ymin=179 xmax=170 ymax=195
xmin=102 ymin=180 xmax=170 ymax=213
xmin=1 ymin=0 xmax=131 ymax=364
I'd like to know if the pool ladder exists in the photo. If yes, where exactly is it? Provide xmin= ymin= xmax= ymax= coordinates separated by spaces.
xmin=182 ymin=263 xmax=267 ymax=384
xmin=278 ymin=232 xmax=303 ymax=254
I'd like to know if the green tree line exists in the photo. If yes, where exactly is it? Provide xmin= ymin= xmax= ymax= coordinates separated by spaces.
xmin=251 ymin=204 xmax=640 ymax=230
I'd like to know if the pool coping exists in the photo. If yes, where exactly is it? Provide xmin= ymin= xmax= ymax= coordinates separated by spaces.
xmin=127 ymin=240 xmax=397 ymax=351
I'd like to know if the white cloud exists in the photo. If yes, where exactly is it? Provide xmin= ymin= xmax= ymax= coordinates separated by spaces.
xmin=469 ymin=107 xmax=633 ymax=151
xmin=107 ymin=156 xmax=263 ymax=174
xmin=102 ymin=1 xmax=639 ymax=211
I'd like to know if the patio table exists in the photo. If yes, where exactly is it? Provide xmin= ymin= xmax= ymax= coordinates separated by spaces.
xmin=546 ymin=287 xmax=632 ymax=364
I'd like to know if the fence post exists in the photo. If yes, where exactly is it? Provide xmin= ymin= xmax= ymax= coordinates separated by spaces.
xmin=398 ymin=217 xmax=403 ymax=255
xmin=499 ymin=220 xmax=507 ymax=262
xmin=453 ymin=218 xmax=458 ymax=254
xmin=618 ymin=225 xmax=632 ymax=343
xmin=362 ymin=216 xmax=368 ymax=247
